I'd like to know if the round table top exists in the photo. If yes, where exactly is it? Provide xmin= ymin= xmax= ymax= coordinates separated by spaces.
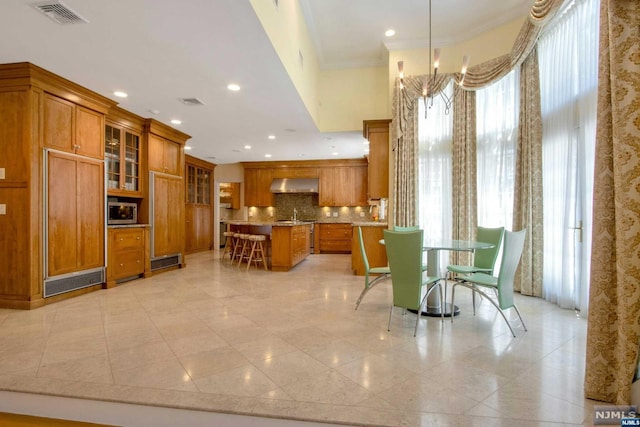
xmin=422 ymin=239 xmax=494 ymax=251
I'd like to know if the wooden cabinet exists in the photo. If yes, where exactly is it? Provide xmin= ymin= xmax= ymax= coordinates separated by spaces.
xmin=271 ymin=224 xmax=311 ymax=271
xmin=272 ymin=167 xmax=318 ymax=179
xmin=319 ymin=166 xmax=367 ymax=206
xmin=152 ymin=173 xmax=185 ymax=258
xmin=105 ymin=108 xmax=144 ymax=196
xmin=44 ymin=93 xmax=105 ymax=159
xmin=148 ymin=133 xmax=181 ymax=176
xmin=185 ymin=155 xmax=215 ymax=254
xmin=47 ymin=151 xmax=105 ymax=277
xmin=318 ymin=223 xmax=352 ymax=253
xmin=244 ymin=167 xmax=274 ymax=207
xmin=0 ymin=63 xmax=116 ymax=309
xmin=142 ymin=119 xmax=190 ymax=272
xmin=106 ymin=227 xmax=150 ymax=287
xmin=363 ymin=119 xmax=390 ymax=200
xmin=219 ymin=182 xmax=240 ymax=209
xmin=351 ymin=225 xmax=388 ymax=275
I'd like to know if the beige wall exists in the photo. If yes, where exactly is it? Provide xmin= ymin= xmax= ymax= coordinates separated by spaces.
xmin=250 ymin=0 xmax=321 ymax=127
xmin=252 ymin=2 xmax=525 ymax=132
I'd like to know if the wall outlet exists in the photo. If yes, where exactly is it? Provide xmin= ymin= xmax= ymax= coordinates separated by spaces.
xmin=0 ymin=204 xmax=5 ymax=215
xmin=325 ymin=211 xmax=331 ymax=217
xmin=248 ymin=211 xmax=253 ymax=217
xmin=359 ymin=211 xmax=365 ymax=217
xmin=332 ymin=212 xmax=338 ymax=217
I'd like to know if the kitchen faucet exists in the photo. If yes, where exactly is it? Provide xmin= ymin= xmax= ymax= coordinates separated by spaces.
xmin=293 ymin=208 xmax=298 ymax=221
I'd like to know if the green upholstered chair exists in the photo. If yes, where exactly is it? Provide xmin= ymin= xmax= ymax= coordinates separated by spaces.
xmin=393 ymin=225 xmax=419 ymax=232
xmin=354 ymin=226 xmax=391 ymax=310
xmin=383 ymin=229 xmax=442 ymax=336
xmin=451 ymin=229 xmax=527 ymax=337
xmin=446 ymin=226 xmax=504 ymax=313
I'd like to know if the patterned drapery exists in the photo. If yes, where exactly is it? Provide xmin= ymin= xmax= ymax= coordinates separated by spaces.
xmin=584 ymin=0 xmax=640 ymax=405
xmin=513 ymin=49 xmax=544 ymax=297
xmin=391 ymin=0 xmax=563 ymax=282
xmin=450 ymin=89 xmax=476 ymax=266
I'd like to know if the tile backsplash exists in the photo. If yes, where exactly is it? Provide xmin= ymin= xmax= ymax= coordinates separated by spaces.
xmin=247 ymin=193 xmax=376 ymax=223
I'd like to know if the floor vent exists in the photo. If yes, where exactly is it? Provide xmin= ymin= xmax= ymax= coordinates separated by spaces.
xmin=32 ymin=1 xmax=89 ymax=25
xmin=151 ymin=254 xmax=181 ymax=271
xmin=44 ymin=269 xmax=104 ymax=298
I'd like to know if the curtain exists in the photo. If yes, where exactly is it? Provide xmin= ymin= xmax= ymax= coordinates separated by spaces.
xmin=417 ymin=84 xmax=454 ymax=274
xmin=476 ymin=69 xmax=519 ymax=231
xmin=584 ymin=0 xmax=640 ymax=405
xmin=513 ymin=51 xmax=544 ymax=297
xmin=450 ymin=89 xmax=477 ymax=267
xmin=538 ymin=0 xmax=598 ymax=309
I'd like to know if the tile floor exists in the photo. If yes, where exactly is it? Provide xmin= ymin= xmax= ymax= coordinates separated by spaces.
xmin=0 ymin=251 xmax=596 ymax=426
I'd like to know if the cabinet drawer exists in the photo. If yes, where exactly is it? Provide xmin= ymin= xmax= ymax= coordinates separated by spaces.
xmin=112 ymin=228 xmax=144 ymax=251
xmin=320 ymin=225 xmax=352 ymax=239
xmin=319 ymin=239 xmax=352 ymax=253
xmin=113 ymin=249 xmax=145 ymax=277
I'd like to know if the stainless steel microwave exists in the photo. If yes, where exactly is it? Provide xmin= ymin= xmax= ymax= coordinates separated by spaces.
xmin=107 ymin=202 xmax=138 ymax=225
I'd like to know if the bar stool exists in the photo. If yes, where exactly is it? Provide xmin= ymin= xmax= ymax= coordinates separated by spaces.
xmin=237 ymin=234 xmax=253 ymax=267
xmin=231 ymin=233 xmax=245 ymax=264
xmin=221 ymin=231 xmax=235 ymax=262
xmin=246 ymin=234 xmax=268 ymax=271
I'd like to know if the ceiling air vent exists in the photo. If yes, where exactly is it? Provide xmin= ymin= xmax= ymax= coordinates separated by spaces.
xmin=178 ymin=97 xmax=205 ymax=106
xmin=32 ymin=1 xmax=89 ymax=25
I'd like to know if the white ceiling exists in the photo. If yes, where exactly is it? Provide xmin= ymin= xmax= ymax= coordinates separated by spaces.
xmin=1 ymin=0 xmax=531 ymax=165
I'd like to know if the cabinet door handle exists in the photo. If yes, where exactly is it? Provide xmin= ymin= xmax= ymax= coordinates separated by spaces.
xmin=120 ymin=263 xmax=124 ymax=267
xmin=136 ymin=236 xmax=140 ymax=240
xmin=120 ymin=238 xmax=124 ymax=241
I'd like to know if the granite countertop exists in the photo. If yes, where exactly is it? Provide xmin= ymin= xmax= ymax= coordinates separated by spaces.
xmin=223 ymin=220 xmax=313 ymax=227
xmin=223 ymin=220 xmax=388 ymax=227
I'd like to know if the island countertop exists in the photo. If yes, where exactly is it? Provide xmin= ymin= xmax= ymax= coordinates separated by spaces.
xmin=222 ymin=220 xmax=313 ymax=227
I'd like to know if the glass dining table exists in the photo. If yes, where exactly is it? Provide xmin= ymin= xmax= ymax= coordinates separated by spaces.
xmin=421 ymin=239 xmax=495 ymax=317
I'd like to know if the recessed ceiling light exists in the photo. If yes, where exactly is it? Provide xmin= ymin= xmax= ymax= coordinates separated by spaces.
xmin=113 ymin=91 xmax=128 ymax=98
xmin=149 ymin=109 xmax=160 ymax=115
xmin=244 ymin=145 xmax=251 ymax=150
xmin=385 ymin=29 xmax=396 ymax=37
xmin=332 ymin=152 xmax=339 ymax=156
xmin=268 ymin=135 xmax=276 ymax=140
xmin=227 ymin=83 xmax=241 ymax=91
xmin=265 ymin=154 xmax=272 ymax=158
xmin=170 ymin=119 xmax=182 ymax=125
xmin=184 ymin=146 xmax=192 ymax=150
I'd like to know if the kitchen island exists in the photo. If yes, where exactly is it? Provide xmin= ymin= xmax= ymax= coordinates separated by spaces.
xmin=224 ymin=221 xmax=312 ymax=271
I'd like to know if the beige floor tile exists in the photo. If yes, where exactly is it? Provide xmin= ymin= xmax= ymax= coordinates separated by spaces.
xmin=177 ymin=345 xmax=251 ymax=380
xmin=253 ymin=350 xmax=330 ymax=388
xmin=194 ymin=365 xmax=280 ymax=397
xmin=0 ymin=251 xmax=595 ymax=427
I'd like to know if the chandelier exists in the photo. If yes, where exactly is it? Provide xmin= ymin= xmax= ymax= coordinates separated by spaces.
xmin=397 ymin=0 xmax=470 ymax=116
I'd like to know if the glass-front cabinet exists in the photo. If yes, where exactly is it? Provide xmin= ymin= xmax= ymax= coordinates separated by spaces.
xmin=106 ymin=123 xmax=142 ymax=196
xmin=186 ymin=165 xmax=210 ymax=204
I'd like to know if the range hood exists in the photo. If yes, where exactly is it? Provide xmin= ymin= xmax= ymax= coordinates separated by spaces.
xmin=270 ymin=178 xmax=319 ymax=193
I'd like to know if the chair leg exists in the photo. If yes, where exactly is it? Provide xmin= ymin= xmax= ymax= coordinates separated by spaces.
xmin=387 ymin=306 xmax=393 ymax=331
xmin=355 ymin=274 xmax=390 ymax=310
xmin=512 ymin=304 xmax=528 ymax=331
xmin=246 ymin=240 xmax=257 ymax=271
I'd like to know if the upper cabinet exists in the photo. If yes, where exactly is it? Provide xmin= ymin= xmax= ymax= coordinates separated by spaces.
xmin=244 ymin=167 xmax=274 ymax=207
xmin=363 ymin=119 xmax=391 ymax=200
xmin=145 ymin=119 xmax=188 ymax=177
xmin=319 ymin=165 xmax=367 ymax=207
xmin=44 ymin=93 xmax=105 ymax=159
xmin=105 ymin=107 xmax=145 ymax=197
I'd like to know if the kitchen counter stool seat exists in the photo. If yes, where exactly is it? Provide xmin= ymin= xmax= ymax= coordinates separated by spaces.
xmin=222 ymin=231 xmax=236 ymax=262
xmin=247 ymin=234 xmax=268 ymax=271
